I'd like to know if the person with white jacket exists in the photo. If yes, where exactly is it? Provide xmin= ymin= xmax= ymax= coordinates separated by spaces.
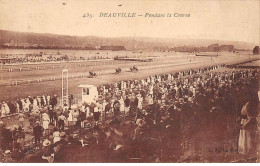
xmin=2 ymin=102 xmax=10 ymax=116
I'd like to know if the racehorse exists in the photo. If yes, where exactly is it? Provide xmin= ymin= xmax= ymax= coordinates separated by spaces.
xmin=89 ymin=72 xmax=97 ymax=78
xmin=115 ymin=68 xmax=122 ymax=74
xmin=130 ymin=66 xmax=138 ymax=72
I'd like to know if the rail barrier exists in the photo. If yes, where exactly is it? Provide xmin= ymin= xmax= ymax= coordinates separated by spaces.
xmin=1 ymin=59 xmax=137 ymax=72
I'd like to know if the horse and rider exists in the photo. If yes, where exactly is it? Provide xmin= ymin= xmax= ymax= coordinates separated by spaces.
xmin=130 ymin=66 xmax=138 ymax=72
xmin=115 ymin=68 xmax=122 ymax=74
xmin=89 ymin=72 xmax=97 ymax=78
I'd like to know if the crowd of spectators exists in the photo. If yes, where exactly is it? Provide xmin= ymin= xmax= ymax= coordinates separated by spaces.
xmin=0 ymin=53 xmax=110 ymax=65
xmin=0 ymin=64 xmax=259 ymax=162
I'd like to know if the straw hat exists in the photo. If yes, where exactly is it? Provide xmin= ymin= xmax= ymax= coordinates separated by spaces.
xmin=136 ymin=119 xmax=146 ymax=127
xmin=5 ymin=150 xmax=11 ymax=155
xmin=43 ymin=139 xmax=51 ymax=147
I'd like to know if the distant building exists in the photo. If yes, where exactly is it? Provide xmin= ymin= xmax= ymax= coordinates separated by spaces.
xmin=99 ymin=45 xmax=126 ymax=51
xmin=253 ymin=46 xmax=259 ymax=55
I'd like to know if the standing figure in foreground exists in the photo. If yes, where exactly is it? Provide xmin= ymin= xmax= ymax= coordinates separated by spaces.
xmin=238 ymin=101 xmax=258 ymax=156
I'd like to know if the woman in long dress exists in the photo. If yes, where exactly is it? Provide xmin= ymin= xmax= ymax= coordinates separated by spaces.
xmin=119 ymin=98 xmax=125 ymax=114
xmin=256 ymin=103 xmax=260 ymax=163
xmin=238 ymin=101 xmax=257 ymax=156
xmin=42 ymin=112 xmax=50 ymax=135
xmin=137 ymin=95 xmax=143 ymax=111
xmin=68 ymin=110 xmax=74 ymax=127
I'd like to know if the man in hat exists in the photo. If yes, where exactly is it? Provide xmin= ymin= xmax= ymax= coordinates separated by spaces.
xmin=50 ymin=94 xmax=58 ymax=109
xmin=42 ymin=139 xmax=53 ymax=163
xmin=133 ymin=119 xmax=147 ymax=142
xmin=82 ymin=132 xmax=96 ymax=147
xmin=58 ymin=113 xmax=66 ymax=131
xmin=48 ymin=105 xmax=54 ymax=124
xmin=33 ymin=121 xmax=44 ymax=149
xmin=124 ymin=96 xmax=130 ymax=116
xmin=113 ymin=99 xmax=120 ymax=117
xmin=15 ymin=127 xmax=25 ymax=152
xmin=69 ymin=133 xmax=82 ymax=147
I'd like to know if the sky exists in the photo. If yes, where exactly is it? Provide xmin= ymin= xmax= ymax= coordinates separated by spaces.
xmin=0 ymin=0 xmax=259 ymax=45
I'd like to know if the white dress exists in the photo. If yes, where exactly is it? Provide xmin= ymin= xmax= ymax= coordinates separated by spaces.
xmin=42 ymin=114 xmax=50 ymax=130
xmin=119 ymin=99 xmax=125 ymax=113
xmin=33 ymin=99 xmax=38 ymax=109
xmin=4 ymin=103 xmax=10 ymax=115
xmin=148 ymin=97 xmax=153 ymax=105
xmin=68 ymin=111 xmax=73 ymax=122
xmin=137 ymin=97 xmax=143 ymax=110
xmin=238 ymin=118 xmax=253 ymax=155
xmin=238 ymin=103 xmax=257 ymax=155
xmin=1 ymin=106 xmax=6 ymax=117
xmin=24 ymin=102 xmax=30 ymax=113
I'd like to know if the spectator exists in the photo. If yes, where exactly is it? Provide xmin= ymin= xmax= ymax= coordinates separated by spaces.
xmin=33 ymin=121 xmax=44 ymax=149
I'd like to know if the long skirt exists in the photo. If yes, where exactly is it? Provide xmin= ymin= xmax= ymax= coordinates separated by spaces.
xmin=238 ymin=128 xmax=256 ymax=155
xmin=43 ymin=121 xmax=49 ymax=130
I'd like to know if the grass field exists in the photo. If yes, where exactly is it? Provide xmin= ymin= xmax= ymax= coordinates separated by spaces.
xmin=0 ymin=50 xmax=259 ymax=102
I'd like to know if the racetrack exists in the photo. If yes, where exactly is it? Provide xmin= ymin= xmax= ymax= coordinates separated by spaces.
xmin=0 ymin=51 xmax=259 ymax=102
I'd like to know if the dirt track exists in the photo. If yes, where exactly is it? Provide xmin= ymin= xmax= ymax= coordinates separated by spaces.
xmin=0 ymin=53 xmax=258 ymax=102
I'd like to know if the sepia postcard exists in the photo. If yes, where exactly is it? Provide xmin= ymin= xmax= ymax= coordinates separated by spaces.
xmin=0 ymin=0 xmax=260 ymax=163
